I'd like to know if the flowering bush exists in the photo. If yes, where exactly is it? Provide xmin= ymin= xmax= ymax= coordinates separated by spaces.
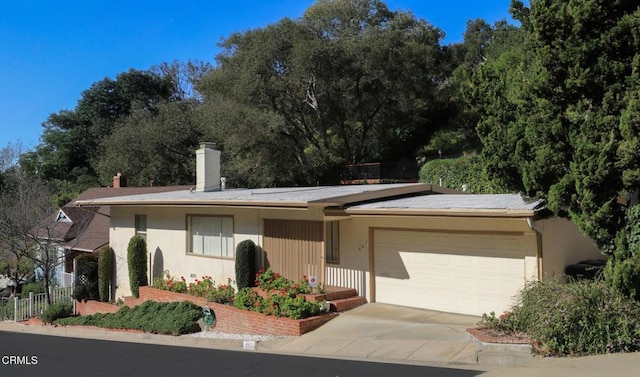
xmin=255 ymin=268 xmax=292 ymax=291
xmin=244 ymin=269 xmax=324 ymax=319
xmin=152 ymin=272 xmax=187 ymax=293
xmin=188 ymin=276 xmax=215 ymax=297
xmin=207 ymin=278 xmax=236 ymax=305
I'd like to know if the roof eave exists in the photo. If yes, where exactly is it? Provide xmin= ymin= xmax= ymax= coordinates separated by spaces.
xmin=76 ymin=199 xmax=310 ymax=209
xmin=345 ymin=208 xmax=539 ymax=218
xmin=308 ymin=183 xmax=438 ymax=207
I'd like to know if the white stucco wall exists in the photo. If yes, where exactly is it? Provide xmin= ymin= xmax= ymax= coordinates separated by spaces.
xmin=535 ymin=217 xmax=604 ymax=279
xmin=109 ymin=206 xmax=326 ymax=299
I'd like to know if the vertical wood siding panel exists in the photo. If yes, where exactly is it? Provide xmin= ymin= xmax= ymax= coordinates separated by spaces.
xmin=263 ymin=219 xmax=322 ymax=281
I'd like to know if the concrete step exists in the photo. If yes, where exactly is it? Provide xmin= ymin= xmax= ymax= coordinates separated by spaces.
xmin=475 ymin=350 xmax=534 ymax=366
xmin=325 ymin=287 xmax=358 ymax=301
xmin=329 ymin=296 xmax=367 ymax=312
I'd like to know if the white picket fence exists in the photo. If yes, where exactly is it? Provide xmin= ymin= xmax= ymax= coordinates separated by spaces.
xmin=0 ymin=286 xmax=74 ymax=322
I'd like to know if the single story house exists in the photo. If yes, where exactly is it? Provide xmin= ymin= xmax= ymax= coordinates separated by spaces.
xmin=76 ymin=143 xmax=602 ymax=316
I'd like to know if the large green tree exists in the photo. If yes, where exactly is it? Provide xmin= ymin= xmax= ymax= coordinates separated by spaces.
xmin=96 ymin=100 xmax=203 ymax=187
xmin=21 ymin=69 xmax=175 ymax=186
xmin=198 ymin=0 xmax=447 ymax=185
xmin=475 ymin=0 xmax=640 ymax=253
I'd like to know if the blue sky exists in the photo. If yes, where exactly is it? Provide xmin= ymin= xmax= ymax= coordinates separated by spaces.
xmin=0 ymin=0 xmax=520 ymax=150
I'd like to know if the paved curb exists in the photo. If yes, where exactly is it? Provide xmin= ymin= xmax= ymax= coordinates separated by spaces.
xmin=467 ymin=331 xmax=534 ymax=366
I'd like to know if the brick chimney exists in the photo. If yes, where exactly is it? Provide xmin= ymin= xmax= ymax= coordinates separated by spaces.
xmin=195 ymin=142 xmax=221 ymax=192
xmin=113 ymin=173 xmax=126 ymax=188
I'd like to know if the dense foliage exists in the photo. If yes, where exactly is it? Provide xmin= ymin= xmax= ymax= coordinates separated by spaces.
xmin=481 ymin=279 xmax=640 ymax=356
xmin=235 ymin=239 xmax=256 ymax=289
xmin=55 ymin=301 xmax=203 ymax=336
xmin=19 ymin=281 xmax=44 ymax=299
xmin=473 ymin=0 xmax=640 ymax=254
xmin=127 ymin=235 xmax=148 ymax=298
xmin=419 ymin=155 xmax=511 ymax=194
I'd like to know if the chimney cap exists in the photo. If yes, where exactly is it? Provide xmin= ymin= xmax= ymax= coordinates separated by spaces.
xmin=200 ymin=142 xmax=218 ymax=150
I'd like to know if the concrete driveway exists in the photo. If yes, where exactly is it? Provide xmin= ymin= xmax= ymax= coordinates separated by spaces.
xmin=258 ymin=303 xmax=485 ymax=366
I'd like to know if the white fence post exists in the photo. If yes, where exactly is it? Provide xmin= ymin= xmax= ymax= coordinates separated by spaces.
xmin=13 ymin=297 xmax=18 ymax=322
xmin=29 ymin=292 xmax=33 ymax=317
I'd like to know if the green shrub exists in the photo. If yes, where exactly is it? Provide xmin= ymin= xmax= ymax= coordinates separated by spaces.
xmin=97 ymin=246 xmax=114 ymax=302
xmin=127 ymin=235 xmax=148 ymax=298
xmin=55 ymin=301 xmax=202 ymax=336
xmin=280 ymin=295 xmax=321 ymax=319
xmin=234 ymin=287 xmax=260 ymax=310
xmin=20 ymin=281 xmax=44 ymax=299
xmin=419 ymin=155 xmax=510 ymax=193
xmin=41 ymin=301 xmax=73 ymax=324
xmin=73 ymin=253 xmax=99 ymax=302
xmin=235 ymin=239 xmax=256 ymax=289
xmin=605 ymin=205 xmax=640 ymax=300
xmin=206 ymin=279 xmax=235 ymax=305
xmin=506 ymin=279 xmax=640 ymax=356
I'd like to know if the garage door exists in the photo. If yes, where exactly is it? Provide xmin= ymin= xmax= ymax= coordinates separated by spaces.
xmin=373 ymin=229 xmax=526 ymax=316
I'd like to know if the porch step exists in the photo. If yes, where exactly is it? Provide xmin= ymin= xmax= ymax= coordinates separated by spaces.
xmin=325 ymin=287 xmax=358 ymax=301
xmin=329 ymin=296 xmax=368 ymax=312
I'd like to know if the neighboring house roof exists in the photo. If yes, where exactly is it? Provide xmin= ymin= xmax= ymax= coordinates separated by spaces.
xmin=74 ymin=183 xmax=460 ymax=208
xmin=346 ymin=194 xmax=545 ymax=217
xmin=39 ymin=185 xmax=190 ymax=253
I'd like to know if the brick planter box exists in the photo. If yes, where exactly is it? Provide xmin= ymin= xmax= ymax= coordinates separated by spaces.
xmin=138 ymin=286 xmax=337 ymax=337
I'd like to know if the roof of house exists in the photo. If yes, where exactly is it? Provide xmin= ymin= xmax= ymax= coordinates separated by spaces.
xmin=345 ymin=194 xmax=545 ymax=217
xmin=74 ymin=183 xmax=543 ymax=218
xmin=75 ymin=183 xmax=459 ymax=208
xmin=40 ymin=185 xmax=191 ymax=252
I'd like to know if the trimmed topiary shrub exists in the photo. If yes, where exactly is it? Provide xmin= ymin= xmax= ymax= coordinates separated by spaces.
xmin=73 ymin=253 xmax=99 ymax=302
xmin=97 ymin=246 xmax=114 ymax=302
xmin=127 ymin=235 xmax=148 ymax=298
xmin=235 ymin=239 xmax=256 ymax=289
xmin=41 ymin=301 xmax=73 ymax=324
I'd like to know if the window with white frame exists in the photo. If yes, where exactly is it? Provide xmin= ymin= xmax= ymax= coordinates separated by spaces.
xmin=188 ymin=215 xmax=234 ymax=258
xmin=325 ymin=221 xmax=340 ymax=263
xmin=135 ymin=215 xmax=147 ymax=241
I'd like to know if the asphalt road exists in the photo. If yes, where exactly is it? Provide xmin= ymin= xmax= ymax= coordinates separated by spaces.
xmin=0 ymin=331 xmax=483 ymax=377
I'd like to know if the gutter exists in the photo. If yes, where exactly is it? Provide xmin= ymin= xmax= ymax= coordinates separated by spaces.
xmin=345 ymin=208 xmax=539 ymax=218
xmin=75 ymin=199 xmax=312 ymax=209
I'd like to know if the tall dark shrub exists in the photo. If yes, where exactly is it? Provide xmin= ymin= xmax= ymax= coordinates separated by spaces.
xmin=73 ymin=253 xmax=99 ymax=302
xmin=127 ymin=235 xmax=148 ymax=298
xmin=97 ymin=246 xmax=114 ymax=302
xmin=235 ymin=239 xmax=256 ymax=289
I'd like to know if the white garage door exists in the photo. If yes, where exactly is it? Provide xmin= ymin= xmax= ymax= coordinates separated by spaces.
xmin=374 ymin=229 xmax=526 ymax=316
